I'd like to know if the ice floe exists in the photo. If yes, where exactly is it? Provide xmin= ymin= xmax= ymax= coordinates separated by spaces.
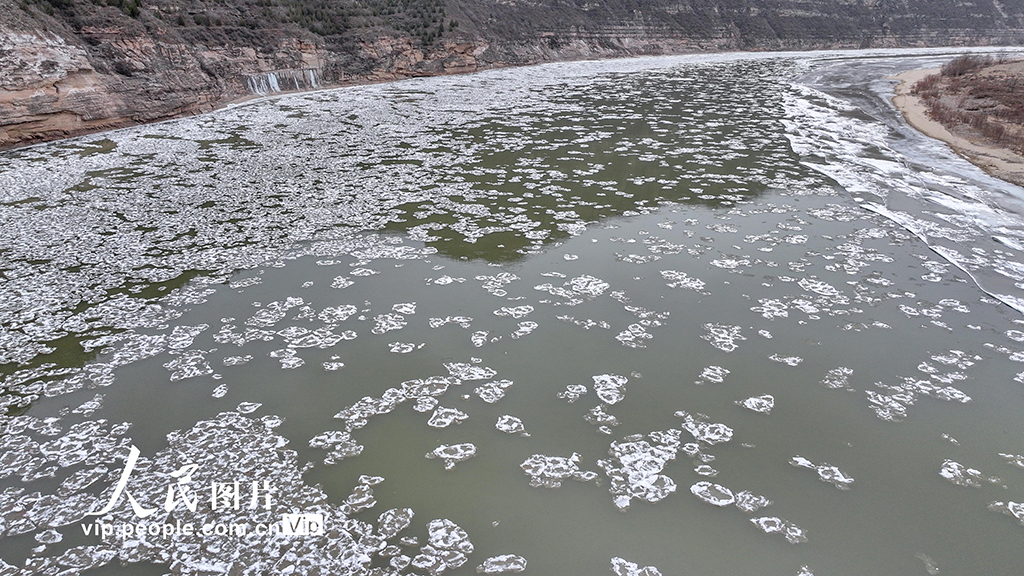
xmin=701 ymin=323 xmax=746 ymax=352
xmin=426 ymin=443 xmax=477 ymax=470
xmin=520 ymin=453 xmax=597 ymax=488
xmin=610 ymin=557 xmax=662 ymax=576
xmin=598 ymin=430 xmax=681 ymax=511
xmin=736 ymin=395 xmax=774 ymax=414
xmin=676 ymin=411 xmax=734 ymax=445
xmin=495 ymin=415 xmax=527 ymax=436
xmin=477 ymin=554 xmax=527 ymax=573
xmin=790 ymin=456 xmax=854 ymax=490
xmin=750 ymin=516 xmax=808 ymax=543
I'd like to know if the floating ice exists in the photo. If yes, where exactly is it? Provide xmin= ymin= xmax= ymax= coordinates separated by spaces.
xmin=568 ymin=274 xmax=613 ymax=299
xmin=445 ymin=363 xmax=497 ymax=380
xmin=431 ymin=275 xmax=466 ymax=285
xmin=471 ymin=331 xmax=489 ymax=347
xmin=660 ymin=270 xmax=706 ymax=291
xmin=557 ymin=384 xmax=588 ymax=402
xmin=866 ymin=390 xmax=908 ymax=422
xmin=695 ymin=464 xmax=718 ymax=477
xmin=821 ymin=367 xmax=853 ymax=389
xmin=988 ymin=501 xmax=1024 ymax=525
xmin=520 ymin=453 xmax=596 ymax=488
xmin=701 ymin=323 xmax=746 ymax=353
xmin=618 ymin=253 xmax=661 ymax=264
xmin=319 ymin=304 xmax=358 ymax=323
xmin=615 ymin=324 xmax=654 ymax=348
xmin=689 ymin=481 xmax=735 ymax=507
xmin=558 ymin=315 xmax=611 ymax=330
xmin=751 ymin=299 xmax=788 ymax=319
xmin=35 ymin=529 xmax=63 ymax=544
xmin=413 ymin=397 xmax=439 ymax=412
xmin=378 ymin=507 xmax=415 ymax=538
xmin=236 ymin=402 xmax=262 ymax=414
xmin=769 ymin=354 xmax=803 ymax=366
xmin=534 ymin=282 xmax=583 ymax=305
xmin=736 ymin=395 xmax=774 ymax=414
xmin=939 ymin=460 xmax=993 ymax=488
xmin=430 ymin=316 xmax=474 ymax=329
xmin=790 ymin=456 xmax=854 ymax=490
xmin=222 ymin=355 xmax=252 ymax=366
xmin=750 ymin=516 xmax=808 ymax=543
xmin=798 ymin=277 xmax=845 ymax=301
xmin=164 ymin=349 xmax=214 ymax=381
xmin=71 ymin=394 xmax=104 ymax=417
xmin=598 ymin=430 xmax=681 ymax=510
xmin=427 ymin=407 xmax=469 ymax=428
xmin=475 ymin=379 xmax=514 ymax=403
xmin=476 ymin=272 xmax=520 ymax=297
xmin=342 ymin=476 xmax=382 ymax=514
xmin=285 ymin=327 xmax=345 ymax=349
xmin=167 ymin=324 xmax=209 ymax=349
xmin=734 ymin=490 xmax=773 ymax=513
xmin=47 ymin=411 xmax=409 ymax=573
xmin=710 ymin=256 xmax=749 ymax=269
xmin=900 ymin=378 xmax=971 ymax=403
xmin=790 ymin=299 xmax=820 ymax=316
xmin=676 ymin=411 xmax=734 ymax=445
xmin=477 ymin=554 xmax=527 ymax=573
xmin=585 ymin=405 xmax=620 ymax=429
xmin=426 ymin=443 xmax=477 ymax=470
xmin=999 ymin=453 xmax=1024 ymax=469
xmin=411 ymin=518 xmax=474 ymax=573
xmin=309 ymin=430 xmax=364 ymax=464
xmin=269 ymin=347 xmax=304 ymax=369
xmin=610 ymin=557 xmax=662 ymax=576
xmin=592 ymin=374 xmax=628 ymax=405
xmin=330 ymin=275 xmax=354 ymax=289
xmin=511 ymin=321 xmax=538 ymax=339
xmin=495 ymin=415 xmax=527 ymax=435
xmin=403 ymin=376 xmax=458 ymax=399
xmin=371 ymin=313 xmax=407 ymax=335
xmin=696 ymin=365 xmax=729 ymax=385
xmin=494 ymin=306 xmax=534 ymax=319
xmin=389 ymin=342 xmax=424 ymax=353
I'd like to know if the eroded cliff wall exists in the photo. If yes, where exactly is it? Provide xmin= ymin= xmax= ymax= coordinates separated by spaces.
xmin=2 ymin=0 xmax=1023 ymax=149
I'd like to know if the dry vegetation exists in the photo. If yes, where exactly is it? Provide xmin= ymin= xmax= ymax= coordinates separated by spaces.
xmin=912 ymin=54 xmax=1024 ymax=154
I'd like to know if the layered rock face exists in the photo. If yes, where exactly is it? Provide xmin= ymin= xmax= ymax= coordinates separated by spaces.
xmin=2 ymin=0 xmax=1023 ymax=149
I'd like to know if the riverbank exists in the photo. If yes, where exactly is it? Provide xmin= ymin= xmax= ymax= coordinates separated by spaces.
xmin=4 ymin=0 xmax=1024 ymax=152
xmin=892 ymin=64 xmax=1024 ymax=188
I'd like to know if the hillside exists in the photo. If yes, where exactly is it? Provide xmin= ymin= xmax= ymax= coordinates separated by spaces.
xmin=2 ymin=0 xmax=1024 ymax=148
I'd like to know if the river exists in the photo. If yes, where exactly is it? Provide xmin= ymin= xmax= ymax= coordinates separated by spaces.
xmin=2 ymin=48 xmax=1024 ymax=576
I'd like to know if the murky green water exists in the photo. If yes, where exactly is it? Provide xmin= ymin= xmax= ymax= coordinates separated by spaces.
xmin=3 ymin=49 xmax=1024 ymax=576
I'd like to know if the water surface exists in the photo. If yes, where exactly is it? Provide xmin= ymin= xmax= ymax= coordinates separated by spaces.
xmin=2 ymin=48 xmax=1024 ymax=576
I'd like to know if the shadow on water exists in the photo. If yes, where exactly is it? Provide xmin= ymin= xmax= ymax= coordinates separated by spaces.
xmin=0 ymin=268 xmax=213 ymax=416
xmin=380 ymin=60 xmax=814 ymax=262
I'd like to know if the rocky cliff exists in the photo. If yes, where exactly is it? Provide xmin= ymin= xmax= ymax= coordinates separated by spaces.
xmin=2 ymin=0 xmax=1023 ymax=149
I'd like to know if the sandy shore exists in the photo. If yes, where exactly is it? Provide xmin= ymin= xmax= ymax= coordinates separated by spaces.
xmin=891 ymin=68 xmax=1024 ymax=187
